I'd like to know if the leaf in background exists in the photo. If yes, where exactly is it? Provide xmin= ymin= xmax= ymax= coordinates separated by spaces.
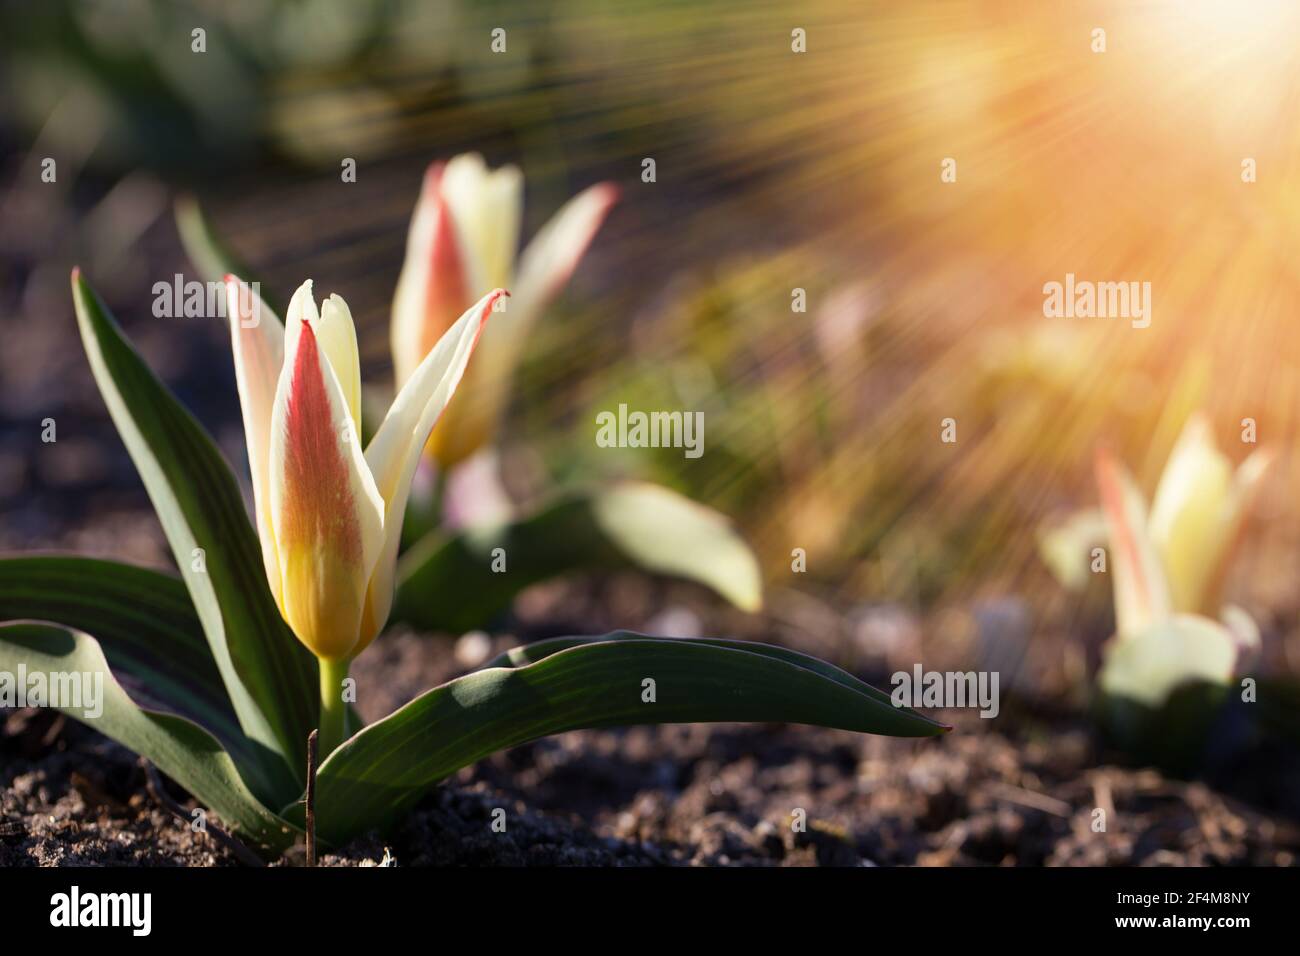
xmin=0 ymin=623 xmax=298 ymax=855
xmin=1036 ymin=507 xmax=1106 ymax=591
xmin=174 ymin=195 xmax=280 ymax=314
xmin=394 ymin=481 xmax=763 ymax=633
xmin=71 ymin=271 xmax=316 ymax=782
xmin=290 ymin=634 xmax=947 ymax=844
xmin=1095 ymin=612 xmax=1244 ymax=774
xmin=0 ymin=555 xmax=296 ymax=805
xmin=1098 ymin=614 xmax=1238 ymax=710
xmin=1254 ymin=677 xmax=1300 ymax=746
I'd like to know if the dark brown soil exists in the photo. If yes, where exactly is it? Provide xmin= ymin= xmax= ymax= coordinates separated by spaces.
xmin=4 ymin=618 xmax=1298 ymax=867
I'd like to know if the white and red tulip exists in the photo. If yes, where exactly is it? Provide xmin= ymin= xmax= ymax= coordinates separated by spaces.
xmin=225 ymin=276 xmax=505 ymax=668
xmin=1093 ymin=417 xmax=1271 ymax=708
xmin=390 ymin=153 xmax=617 ymax=469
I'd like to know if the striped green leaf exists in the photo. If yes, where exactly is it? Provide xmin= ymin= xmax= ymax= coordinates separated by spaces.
xmin=71 ymin=271 xmax=316 ymax=784
xmin=0 ymin=623 xmax=298 ymax=856
xmin=174 ymin=195 xmax=280 ymax=313
xmin=0 ymin=555 xmax=296 ymax=804
xmin=290 ymin=634 xmax=947 ymax=844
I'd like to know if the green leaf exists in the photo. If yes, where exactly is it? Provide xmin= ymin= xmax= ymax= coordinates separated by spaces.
xmin=71 ymin=270 xmax=316 ymax=783
xmin=482 ymin=632 xmax=887 ymax=696
xmin=0 ymin=555 xmax=295 ymax=804
xmin=291 ymin=634 xmax=947 ymax=844
xmin=0 ymin=623 xmax=298 ymax=855
xmin=1254 ymin=677 xmax=1300 ymax=746
xmin=174 ymin=195 xmax=279 ymax=313
xmin=394 ymin=482 xmax=763 ymax=632
xmin=1098 ymin=615 xmax=1237 ymax=710
xmin=1096 ymin=614 xmax=1240 ymax=774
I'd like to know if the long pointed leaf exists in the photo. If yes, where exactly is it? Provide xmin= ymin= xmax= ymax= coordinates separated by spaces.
xmin=291 ymin=635 xmax=947 ymax=844
xmin=0 ymin=623 xmax=298 ymax=855
xmin=71 ymin=271 xmax=316 ymax=782
xmin=0 ymin=555 xmax=294 ymax=804
xmin=394 ymin=482 xmax=763 ymax=632
xmin=483 ymin=631 xmax=897 ymax=704
xmin=174 ymin=195 xmax=280 ymax=313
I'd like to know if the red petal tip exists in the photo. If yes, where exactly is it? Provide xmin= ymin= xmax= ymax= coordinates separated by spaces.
xmin=422 ymin=162 xmax=446 ymax=197
xmin=1093 ymin=446 xmax=1117 ymax=478
xmin=475 ymin=289 xmax=509 ymax=333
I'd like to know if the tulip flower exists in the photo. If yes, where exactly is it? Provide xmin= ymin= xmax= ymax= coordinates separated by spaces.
xmin=36 ymin=268 xmax=941 ymax=856
xmin=1091 ymin=416 xmax=1270 ymax=710
xmin=1146 ymin=417 xmax=1273 ymax=617
xmin=226 ymin=275 xmax=505 ymax=752
xmin=390 ymin=153 xmax=618 ymax=471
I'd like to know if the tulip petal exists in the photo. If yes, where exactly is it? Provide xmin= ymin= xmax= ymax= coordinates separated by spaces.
xmin=1220 ymin=603 xmax=1262 ymax=663
xmin=1198 ymin=445 xmax=1275 ymax=613
xmin=426 ymin=181 xmax=617 ymax=467
xmin=283 ymin=279 xmax=319 ymax=366
xmin=1096 ymin=450 xmax=1171 ymax=639
xmin=269 ymin=307 xmax=385 ymax=661
xmin=1148 ymin=418 xmax=1274 ymax=616
xmin=361 ymin=288 xmax=505 ymax=647
xmin=225 ymin=275 xmax=285 ymax=606
xmin=1148 ymin=416 xmax=1234 ymax=613
xmin=391 ymin=163 xmax=470 ymax=390
xmin=441 ymin=447 xmax=513 ymax=530
xmin=513 ymin=181 xmax=618 ymax=321
xmin=1224 ymin=445 xmax=1274 ymax=536
xmin=316 ymin=294 xmax=362 ymax=434
xmin=441 ymin=153 xmax=522 ymax=294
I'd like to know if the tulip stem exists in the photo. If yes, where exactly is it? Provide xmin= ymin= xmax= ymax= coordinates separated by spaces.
xmin=318 ymin=657 xmax=350 ymax=758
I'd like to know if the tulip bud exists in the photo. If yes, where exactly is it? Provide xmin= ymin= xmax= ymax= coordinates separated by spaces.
xmin=227 ymin=276 xmax=505 ymax=664
xmin=391 ymin=153 xmax=616 ymax=469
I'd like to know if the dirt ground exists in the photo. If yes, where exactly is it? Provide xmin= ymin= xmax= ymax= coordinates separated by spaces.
xmin=4 ymin=604 xmax=1298 ymax=868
